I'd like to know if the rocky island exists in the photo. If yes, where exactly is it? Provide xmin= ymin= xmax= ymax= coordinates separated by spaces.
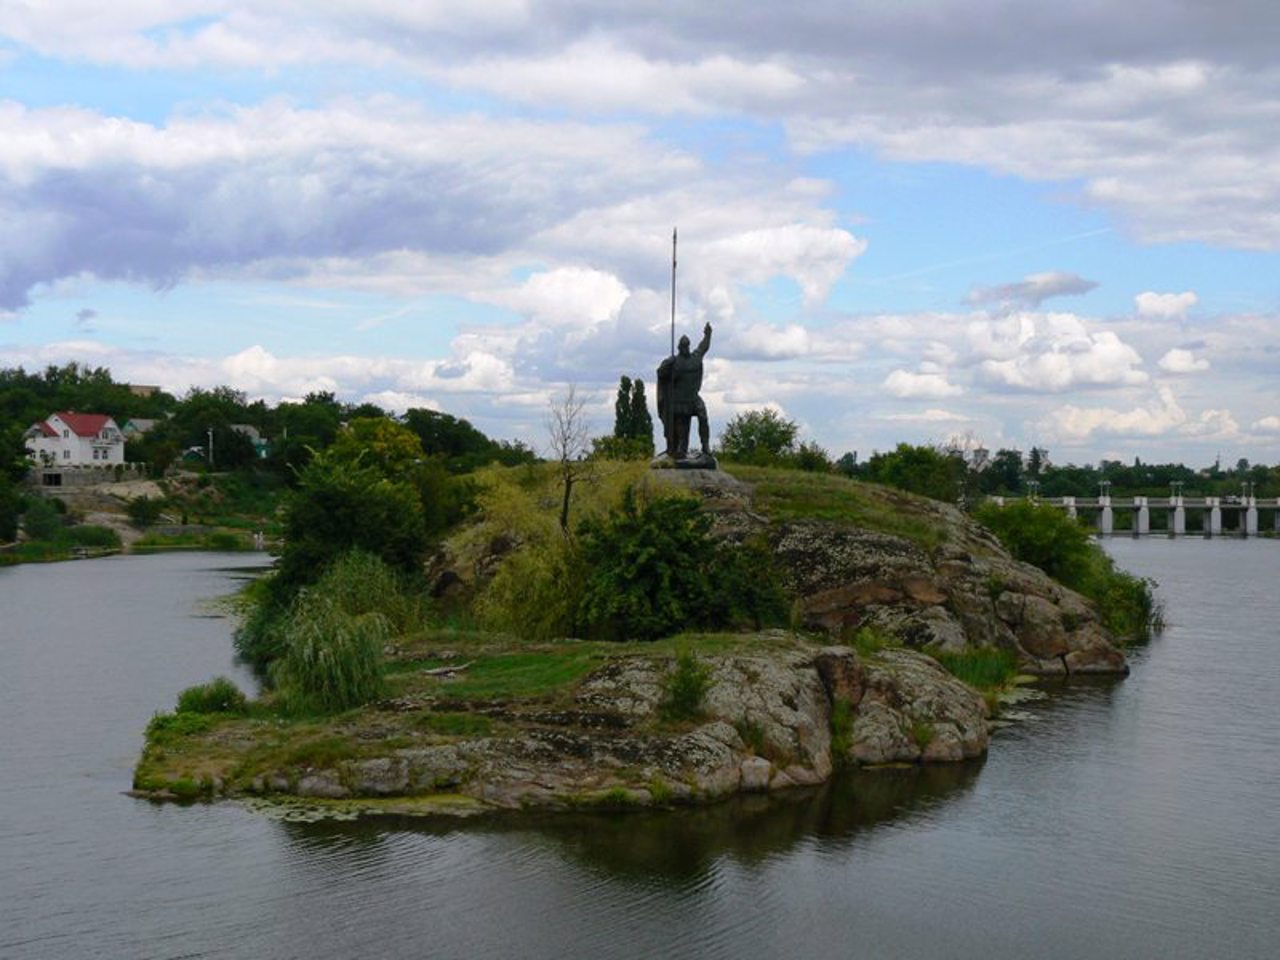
xmin=134 ymin=463 xmax=1137 ymax=816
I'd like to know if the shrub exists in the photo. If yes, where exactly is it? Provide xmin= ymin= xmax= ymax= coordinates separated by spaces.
xmin=21 ymin=498 xmax=64 ymax=541
xmin=576 ymin=488 xmax=788 ymax=641
xmin=269 ymin=586 xmax=390 ymax=715
xmin=475 ymin=536 xmax=585 ymax=642
xmin=975 ymin=499 xmax=1160 ymax=642
xmin=235 ymin=550 xmax=426 ymax=680
xmin=176 ymin=676 xmax=248 ymax=715
xmin=661 ymin=651 xmax=712 ymax=721
xmin=126 ymin=495 xmax=167 ymax=528
xmin=67 ymin=525 xmax=121 ymax=548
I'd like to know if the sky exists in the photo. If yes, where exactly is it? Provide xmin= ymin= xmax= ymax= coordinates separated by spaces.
xmin=2 ymin=1 xmax=1279 ymax=467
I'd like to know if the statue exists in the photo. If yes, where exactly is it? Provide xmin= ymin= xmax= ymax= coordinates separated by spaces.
xmin=656 ymin=322 xmax=715 ymax=467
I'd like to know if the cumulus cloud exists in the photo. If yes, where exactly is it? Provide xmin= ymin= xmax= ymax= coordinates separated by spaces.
xmin=1041 ymin=384 xmax=1239 ymax=443
xmin=1136 ymin=290 xmax=1199 ymax=320
xmin=879 ymin=408 xmax=970 ymax=423
xmin=1157 ymin=347 xmax=1210 ymax=373
xmin=6 ymin=4 xmax=1280 ymax=249
xmin=967 ymin=271 xmax=1097 ymax=309
xmin=883 ymin=364 xmax=963 ymax=399
xmin=1252 ymin=415 xmax=1280 ymax=433
xmin=968 ymin=312 xmax=1148 ymax=391
xmin=0 ymin=99 xmax=864 ymax=312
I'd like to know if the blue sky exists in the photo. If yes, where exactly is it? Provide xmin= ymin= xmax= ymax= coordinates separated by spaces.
xmin=3 ymin=2 xmax=1279 ymax=466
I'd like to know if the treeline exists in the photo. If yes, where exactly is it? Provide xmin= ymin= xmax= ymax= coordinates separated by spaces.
xmin=0 ymin=363 xmax=535 ymax=543
xmin=710 ymin=408 xmax=1279 ymax=503
xmin=0 ymin=362 xmax=534 ymax=478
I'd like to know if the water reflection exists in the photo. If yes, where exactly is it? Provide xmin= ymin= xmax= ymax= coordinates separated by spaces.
xmin=273 ymin=760 xmax=984 ymax=881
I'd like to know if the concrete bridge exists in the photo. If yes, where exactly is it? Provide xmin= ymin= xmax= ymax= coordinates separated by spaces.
xmin=994 ymin=495 xmax=1280 ymax=537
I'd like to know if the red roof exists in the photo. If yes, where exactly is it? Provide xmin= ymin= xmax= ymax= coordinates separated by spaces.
xmin=34 ymin=421 xmax=58 ymax=437
xmin=52 ymin=412 xmax=114 ymax=437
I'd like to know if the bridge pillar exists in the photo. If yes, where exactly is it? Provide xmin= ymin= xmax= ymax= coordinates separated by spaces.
xmin=1099 ymin=496 xmax=1113 ymax=536
xmin=1134 ymin=496 xmax=1149 ymax=536
xmin=1207 ymin=498 xmax=1222 ymax=537
xmin=1246 ymin=500 xmax=1258 ymax=537
xmin=1062 ymin=495 xmax=1076 ymax=518
xmin=1171 ymin=498 xmax=1185 ymax=536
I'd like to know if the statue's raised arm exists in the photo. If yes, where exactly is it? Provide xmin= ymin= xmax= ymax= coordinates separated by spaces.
xmin=695 ymin=322 xmax=712 ymax=358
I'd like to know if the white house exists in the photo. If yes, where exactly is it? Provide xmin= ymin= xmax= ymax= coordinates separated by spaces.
xmin=25 ymin=412 xmax=126 ymax=467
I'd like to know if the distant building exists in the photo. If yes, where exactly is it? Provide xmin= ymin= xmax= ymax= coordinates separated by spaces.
xmin=230 ymin=424 xmax=271 ymax=459
xmin=127 ymin=384 xmax=161 ymax=398
xmin=24 ymin=412 xmax=126 ymax=467
xmin=122 ymin=418 xmax=159 ymax=438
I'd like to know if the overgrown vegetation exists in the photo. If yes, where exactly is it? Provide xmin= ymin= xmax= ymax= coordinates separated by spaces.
xmin=661 ymin=650 xmax=712 ymax=721
xmin=576 ymin=488 xmax=787 ymax=641
xmin=176 ymin=677 xmax=249 ymax=715
xmin=931 ymin=648 xmax=1019 ymax=690
xmin=974 ymin=499 xmax=1160 ymax=641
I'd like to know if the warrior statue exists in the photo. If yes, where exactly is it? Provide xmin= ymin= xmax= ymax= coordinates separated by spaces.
xmin=657 ymin=322 xmax=713 ymax=463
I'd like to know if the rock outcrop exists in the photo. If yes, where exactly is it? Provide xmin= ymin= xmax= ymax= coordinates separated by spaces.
xmin=249 ymin=642 xmax=989 ymax=810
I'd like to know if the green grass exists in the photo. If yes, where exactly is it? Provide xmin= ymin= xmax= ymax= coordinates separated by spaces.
xmin=728 ymin=464 xmax=948 ymax=549
xmin=931 ymin=647 xmax=1019 ymax=690
xmin=850 ymin=625 xmax=898 ymax=659
xmin=398 ymin=650 xmax=600 ymax=701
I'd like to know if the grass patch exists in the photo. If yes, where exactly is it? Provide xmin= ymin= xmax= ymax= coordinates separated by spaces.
xmin=729 ymin=464 xmax=949 ymax=550
xmin=176 ymin=676 xmax=249 ymax=715
xmin=405 ymin=650 xmax=599 ymax=701
xmin=910 ymin=719 xmax=936 ymax=751
xmin=931 ymin=648 xmax=1019 ymax=690
xmin=850 ymin=625 xmax=898 ymax=659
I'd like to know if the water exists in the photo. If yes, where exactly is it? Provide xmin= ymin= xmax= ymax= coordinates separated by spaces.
xmin=2 ymin=544 xmax=1278 ymax=959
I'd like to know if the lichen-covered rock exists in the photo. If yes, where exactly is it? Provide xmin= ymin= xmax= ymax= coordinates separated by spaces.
xmin=771 ymin=517 xmax=1128 ymax=676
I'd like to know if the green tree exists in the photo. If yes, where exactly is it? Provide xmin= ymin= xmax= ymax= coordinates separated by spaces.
xmin=865 ymin=443 xmax=967 ymax=503
xmin=274 ymin=454 xmax=427 ymax=595
xmin=629 ymin=379 xmax=654 ymax=453
xmin=613 ymin=376 xmax=634 ymax=438
xmin=718 ymin=409 xmax=799 ymax=464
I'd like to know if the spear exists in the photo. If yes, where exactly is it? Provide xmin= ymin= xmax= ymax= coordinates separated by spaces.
xmin=667 ymin=227 xmax=677 ymax=456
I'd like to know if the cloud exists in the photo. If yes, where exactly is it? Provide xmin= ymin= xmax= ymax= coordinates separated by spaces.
xmin=0 ymin=99 xmax=865 ymax=319
xmin=1157 ymin=347 xmax=1209 ymax=373
xmin=878 ymin=408 xmax=970 ymax=423
xmin=967 ymin=271 xmax=1098 ymax=309
xmin=1041 ymin=384 xmax=1239 ymax=443
xmin=1252 ymin=415 xmax=1280 ymax=434
xmin=968 ymin=312 xmax=1148 ymax=391
xmin=7 ymin=5 xmax=1280 ymax=249
xmin=1136 ymin=290 xmax=1199 ymax=320
xmin=883 ymin=365 xmax=963 ymax=399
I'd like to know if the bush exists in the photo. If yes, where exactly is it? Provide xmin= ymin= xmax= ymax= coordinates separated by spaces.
xmin=932 ymin=648 xmax=1019 ymax=689
xmin=975 ymin=499 xmax=1160 ymax=642
xmin=575 ymin=487 xmax=790 ymax=642
xmin=67 ymin=525 xmax=121 ymax=548
xmin=21 ymin=498 xmax=64 ymax=541
xmin=236 ymin=550 xmax=426 ymax=682
xmin=176 ymin=676 xmax=248 ymax=714
xmin=270 ymin=591 xmax=389 ymax=714
xmin=661 ymin=651 xmax=712 ymax=721
xmin=126 ymin=495 xmax=167 ymax=527
xmin=476 ymin=536 xmax=586 ymax=642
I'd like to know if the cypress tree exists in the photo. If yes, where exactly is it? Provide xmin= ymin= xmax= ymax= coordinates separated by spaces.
xmin=613 ymin=376 xmax=633 ymax=439
xmin=630 ymin=379 xmax=654 ymax=453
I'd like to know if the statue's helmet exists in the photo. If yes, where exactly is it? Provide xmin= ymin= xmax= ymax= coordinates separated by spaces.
xmin=678 ymin=334 xmax=691 ymax=352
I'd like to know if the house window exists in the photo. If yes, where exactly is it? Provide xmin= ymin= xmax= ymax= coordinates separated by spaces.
xmin=63 ymin=429 xmax=69 ymax=438
xmin=63 ymin=449 xmax=70 ymax=459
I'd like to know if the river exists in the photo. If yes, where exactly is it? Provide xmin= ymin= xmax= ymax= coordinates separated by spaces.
xmin=1 ymin=543 xmax=1277 ymax=959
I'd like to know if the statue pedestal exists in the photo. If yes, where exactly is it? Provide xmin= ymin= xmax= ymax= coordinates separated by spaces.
xmin=650 ymin=452 xmax=718 ymax=471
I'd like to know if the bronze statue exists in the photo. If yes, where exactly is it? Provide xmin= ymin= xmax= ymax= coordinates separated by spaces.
xmin=657 ymin=322 xmax=713 ymax=464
